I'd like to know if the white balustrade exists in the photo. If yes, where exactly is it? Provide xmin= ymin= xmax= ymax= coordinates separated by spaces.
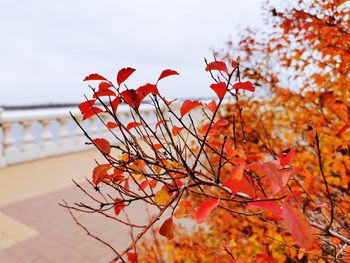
xmin=0 ymin=104 xmax=159 ymax=168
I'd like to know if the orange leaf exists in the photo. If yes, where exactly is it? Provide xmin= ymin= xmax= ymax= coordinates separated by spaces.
xmin=172 ymin=126 xmax=184 ymax=136
xmin=159 ymin=217 xmax=175 ymax=240
xmin=195 ymin=198 xmax=219 ymax=224
xmin=210 ymin=82 xmax=227 ymax=100
xmin=155 ymin=189 xmax=171 ymax=206
xmin=254 ymin=254 xmax=276 ymax=263
xmin=232 ymin=81 xmax=255 ymax=92
xmin=157 ymin=69 xmax=179 ymax=82
xmin=282 ymin=204 xmax=313 ymax=250
xmin=92 ymin=164 xmax=112 ymax=185
xmin=174 ymin=200 xmax=195 ymax=219
xmin=117 ymin=67 xmax=136 ymax=86
xmin=114 ymin=198 xmax=126 ymax=216
xmin=83 ymin=73 xmax=108 ymax=81
xmin=205 ymin=61 xmax=228 ymax=74
xmin=153 ymin=144 xmax=163 ymax=150
xmin=92 ymin=138 xmax=111 ymax=155
xmin=180 ymin=100 xmax=203 ymax=117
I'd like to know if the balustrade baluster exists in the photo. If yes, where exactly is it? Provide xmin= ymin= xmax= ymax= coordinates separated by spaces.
xmin=22 ymin=121 xmax=35 ymax=148
xmin=3 ymin=123 xmax=16 ymax=152
xmin=40 ymin=119 xmax=56 ymax=155
xmin=3 ymin=123 xmax=19 ymax=164
xmin=89 ymin=116 xmax=99 ymax=136
xmin=58 ymin=118 xmax=70 ymax=143
xmin=74 ymin=116 xmax=86 ymax=148
xmin=0 ymin=108 xmax=6 ymax=167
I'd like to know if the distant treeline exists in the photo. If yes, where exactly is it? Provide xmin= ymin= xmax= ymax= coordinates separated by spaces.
xmin=0 ymin=97 xmax=218 ymax=111
xmin=1 ymin=103 xmax=80 ymax=110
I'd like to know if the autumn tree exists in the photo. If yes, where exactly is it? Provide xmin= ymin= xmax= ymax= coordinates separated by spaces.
xmin=62 ymin=0 xmax=350 ymax=262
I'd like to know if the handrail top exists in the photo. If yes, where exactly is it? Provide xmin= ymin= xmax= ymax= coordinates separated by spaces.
xmin=0 ymin=103 xmax=156 ymax=123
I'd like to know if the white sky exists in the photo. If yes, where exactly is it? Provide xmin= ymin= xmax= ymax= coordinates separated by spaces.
xmin=0 ymin=0 xmax=264 ymax=105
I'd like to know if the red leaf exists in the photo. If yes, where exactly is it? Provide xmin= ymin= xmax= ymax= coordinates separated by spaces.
xmin=248 ymin=161 xmax=297 ymax=196
xmin=205 ymin=61 xmax=228 ymax=74
xmin=223 ymin=176 xmax=256 ymax=198
xmin=248 ymin=200 xmax=282 ymax=219
xmin=162 ymin=96 xmax=177 ymax=105
xmin=92 ymin=138 xmax=111 ymax=155
xmin=232 ymin=81 xmax=255 ymax=92
xmin=210 ymin=82 xmax=227 ymax=100
xmin=172 ymin=126 xmax=184 ymax=136
xmin=199 ymin=119 xmax=229 ymax=136
xmin=206 ymin=99 xmax=217 ymax=113
xmin=111 ymin=97 xmax=121 ymax=113
xmin=159 ymin=217 xmax=175 ymax=240
xmin=106 ymin=122 xmax=118 ymax=129
xmin=282 ymin=204 xmax=313 ymax=250
xmin=223 ymin=140 xmax=237 ymax=159
xmin=127 ymin=252 xmax=137 ymax=263
xmin=180 ymin=100 xmax=203 ymax=117
xmin=79 ymin=100 xmax=96 ymax=115
xmin=231 ymin=60 xmax=238 ymax=68
xmin=121 ymin=89 xmax=141 ymax=109
xmin=124 ymin=179 xmax=130 ymax=190
xmin=157 ymin=69 xmax=179 ymax=82
xmin=82 ymin=107 xmax=103 ymax=120
xmin=213 ymin=119 xmax=229 ymax=129
xmin=93 ymin=89 xmax=116 ymax=98
xmin=127 ymin=122 xmax=144 ymax=130
xmin=136 ymin=83 xmax=159 ymax=103
xmin=195 ymin=198 xmax=219 ymax=224
xmin=139 ymin=180 xmax=151 ymax=190
xmin=279 ymin=148 xmax=295 ymax=167
xmin=114 ymin=198 xmax=126 ymax=216
xmin=83 ymin=73 xmax=108 ymax=81
xmin=98 ymin=81 xmax=112 ymax=91
xmin=117 ymin=67 xmax=136 ymax=87
xmin=155 ymin=120 xmax=170 ymax=130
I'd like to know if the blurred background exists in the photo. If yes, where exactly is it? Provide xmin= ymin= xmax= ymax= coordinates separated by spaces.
xmin=0 ymin=0 xmax=265 ymax=106
xmin=0 ymin=1 xmax=267 ymax=262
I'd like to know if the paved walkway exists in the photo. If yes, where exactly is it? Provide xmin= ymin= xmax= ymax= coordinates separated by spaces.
xmin=0 ymin=150 xmax=137 ymax=263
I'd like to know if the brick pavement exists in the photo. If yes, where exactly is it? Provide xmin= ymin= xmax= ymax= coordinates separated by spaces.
xmin=0 ymin=151 xmax=146 ymax=263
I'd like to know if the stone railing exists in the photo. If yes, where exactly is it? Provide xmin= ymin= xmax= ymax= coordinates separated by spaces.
xmin=0 ymin=104 xmax=158 ymax=168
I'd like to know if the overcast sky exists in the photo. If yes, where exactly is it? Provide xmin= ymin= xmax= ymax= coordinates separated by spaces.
xmin=0 ymin=0 xmax=265 ymax=106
